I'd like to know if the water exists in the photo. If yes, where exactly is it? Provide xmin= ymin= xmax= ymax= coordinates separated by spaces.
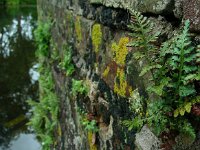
xmin=0 ymin=6 xmax=41 ymax=150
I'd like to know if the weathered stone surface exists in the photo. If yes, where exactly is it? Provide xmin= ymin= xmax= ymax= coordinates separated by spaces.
xmin=135 ymin=125 xmax=162 ymax=150
xmin=90 ymin=0 xmax=174 ymax=14
xmin=173 ymin=0 xmax=184 ymax=19
xmin=183 ymin=0 xmax=200 ymax=32
xmin=37 ymin=0 xmax=200 ymax=149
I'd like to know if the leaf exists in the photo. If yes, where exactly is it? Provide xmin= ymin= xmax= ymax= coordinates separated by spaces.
xmin=133 ymin=51 xmax=145 ymax=60
xmin=139 ymin=64 xmax=161 ymax=76
xmin=183 ymin=65 xmax=197 ymax=73
xmin=184 ymin=74 xmax=197 ymax=82
xmin=180 ymin=108 xmax=185 ymax=116
xmin=179 ymin=85 xmax=196 ymax=97
xmin=174 ymin=109 xmax=179 ymax=117
xmin=147 ymin=77 xmax=170 ymax=96
xmin=184 ymin=102 xmax=192 ymax=113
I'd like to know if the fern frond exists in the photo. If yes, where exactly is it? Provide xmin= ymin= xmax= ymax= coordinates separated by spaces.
xmin=128 ymin=10 xmax=160 ymax=57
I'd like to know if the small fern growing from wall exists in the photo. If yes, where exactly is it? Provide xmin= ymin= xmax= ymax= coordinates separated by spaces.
xmin=72 ymin=79 xmax=89 ymax=97
xmin=59 ymin=44 xmax=75 ymax=76
xmin=126 ymin=10 xmax=200 ymax=144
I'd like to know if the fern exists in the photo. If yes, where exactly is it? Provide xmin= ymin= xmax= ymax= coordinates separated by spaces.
xmin=167 ymin=20 xmax=197 ymax=99
xmin=127 ymin=10 xmax=200 ymax=142
xmin=29 ymin=20 xmax=59 ymax=150
xmin=28 ymin=66 xmax=59 ymax=149
xmin=34 ymin=21 xmax=52 ymax=59
xmin=178 ymin=120 xmax=196 ymax=143
xmin=59 ymin=44 xmax=75 ymax=76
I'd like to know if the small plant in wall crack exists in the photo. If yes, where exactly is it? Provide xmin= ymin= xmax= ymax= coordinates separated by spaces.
xmin=78 ymin=109 xmax=98 ymax=133
xmin=72 ymin=79 xmax=89 ymax=97
xmin=59 ymin=44 xmax=75 ymax=76
xmin=34 ymin=20 xmax=52 ymax=60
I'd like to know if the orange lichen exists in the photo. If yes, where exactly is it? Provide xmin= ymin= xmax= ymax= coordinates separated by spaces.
xmin=111 ymin=37 xmax=129 ymax=66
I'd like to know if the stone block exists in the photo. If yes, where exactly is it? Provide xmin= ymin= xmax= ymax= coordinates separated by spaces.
xmin=135 ymin=125 xmax=162 ymax=150
xmin=90 ymin=0 xmax=173 ymax=15
xmin=183 ymin=0 xmax=200 ymax=32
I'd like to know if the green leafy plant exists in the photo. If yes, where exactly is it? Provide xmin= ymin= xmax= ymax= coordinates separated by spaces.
xmin=34 ymin=21 xmax=52 ymax=60
xmin=28 ymin=66 xmax=59 ymax=150
xmin=82 ymin=119 xmax=98 ymax=133
xmin=59 ymin=44 xmax=75 ymax=76
xmin=122 ymin=89 xmax=145 ymax=131
xmin=28 ymin=20 xmax=59 ymax=150
xmin=78 ymin=109 xmax=98 ymax=133
xmin=126 ymin=10 xmax=200 ymax=142
xmin=72 ymin=79 xmax=89 ymax=97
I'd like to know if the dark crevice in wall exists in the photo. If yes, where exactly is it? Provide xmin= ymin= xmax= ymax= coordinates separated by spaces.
xmin=142 ymin=12 xmax=181 ymax=28
xmin=89 ymin=4 xmax=130 ymax=29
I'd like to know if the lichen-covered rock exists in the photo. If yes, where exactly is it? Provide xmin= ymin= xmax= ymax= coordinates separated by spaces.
xmin=37 ymin=0 xmax=200 ymax=150
xmin=90 ymin=0 xmax=174 ymax=14
xmin=183 ymin=0 xmax=200 ymax=32
xmin=173 ymin=0 xmax=184 ymax=19
xmin=135 ymin=125 xmax=162 ymax=150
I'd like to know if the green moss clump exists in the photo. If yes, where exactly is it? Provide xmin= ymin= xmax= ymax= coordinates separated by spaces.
xmin=75 ymin=16 xmax=82 ymax=42
xmin=92 ymin=24 xmax=102 ymax=53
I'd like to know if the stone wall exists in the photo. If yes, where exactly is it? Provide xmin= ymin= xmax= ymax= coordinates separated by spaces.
xmin=37 ymin=0 xmax=200 ymax=149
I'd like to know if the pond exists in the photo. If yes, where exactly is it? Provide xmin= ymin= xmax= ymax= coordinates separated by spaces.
xmin=0 ymin=6 xmax=41 ymax=150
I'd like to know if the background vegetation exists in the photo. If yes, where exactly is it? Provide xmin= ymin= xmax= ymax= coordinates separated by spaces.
xmin=0 ymin=0 xmax=36 ymax=6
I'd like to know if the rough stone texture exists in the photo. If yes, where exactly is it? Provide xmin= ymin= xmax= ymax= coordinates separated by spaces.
xmin=135 ymin=125 xmax=162 ymax=150
xmin=173 ymin=0 xmax=184 ymax=19
xmin=183 ymin=0 xmax=200 ymax=32
xmin=90 ymin=0 xmax=174 ymax=15
xmin=37 ymin=0 xmax=200 ymax=149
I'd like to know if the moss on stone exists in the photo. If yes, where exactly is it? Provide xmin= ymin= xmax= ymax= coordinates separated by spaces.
xmin=87 ymin=131 xmax=97 ymax=150
xmin=92 ymin=24 xmax=102 ymax=53
xmin=75 ymin=16 xmax=82 ymax=42
xmin=111 ymin=37 xmax=129 ymax=66
xmin=114 ymin=68 xmax=132 ymax=97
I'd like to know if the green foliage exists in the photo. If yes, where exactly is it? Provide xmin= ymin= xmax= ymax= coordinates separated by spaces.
xmin=28 ymin=66 xmax=59 ymax=150
xmin=72 ymin=79 xmax=89 ymax=97
xmin=78 ymin=109 xmax=98 ymax=133
xmin=174 ymin=96 xmax=200 ymax=117
xmin=122 ymin=89 xmax=145 ymax=131
xmin=126 ymin=10 xmax=200 ymax=140
xmin=128 ymin=10 xmax=160 ymax=81
xmin=34 ymin=21 xmax=52 ymax=60
xmin=178 ymin=120 xmax=196 ymax=143
xmin=5 ymin=0 xmax=36 ymax=5
xmin=7 ymin=0 xmax=19 ymax=5
xmin=59 ymin=45 xmax=75 ymax=76
xmin=82 ymin=119 xmax=99 ymax=133
xmin=28 ymin=20 xmax=59 ymax=150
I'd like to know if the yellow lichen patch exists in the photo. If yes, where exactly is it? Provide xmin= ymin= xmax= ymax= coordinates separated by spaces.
xmin=102 ymin=66 xmax=110 ymax=77
xmin=75 ymin=16 xmax=82 ymax=42
xmin=92 ymin=24 xmax=102 ymax=53
xmin=88 ymin=131 xmax=97 ymax=150
xmin=111 ymin=37 xmax=129 ymax=66
xmin=114 ymin=68 xmax=132 ymax=97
